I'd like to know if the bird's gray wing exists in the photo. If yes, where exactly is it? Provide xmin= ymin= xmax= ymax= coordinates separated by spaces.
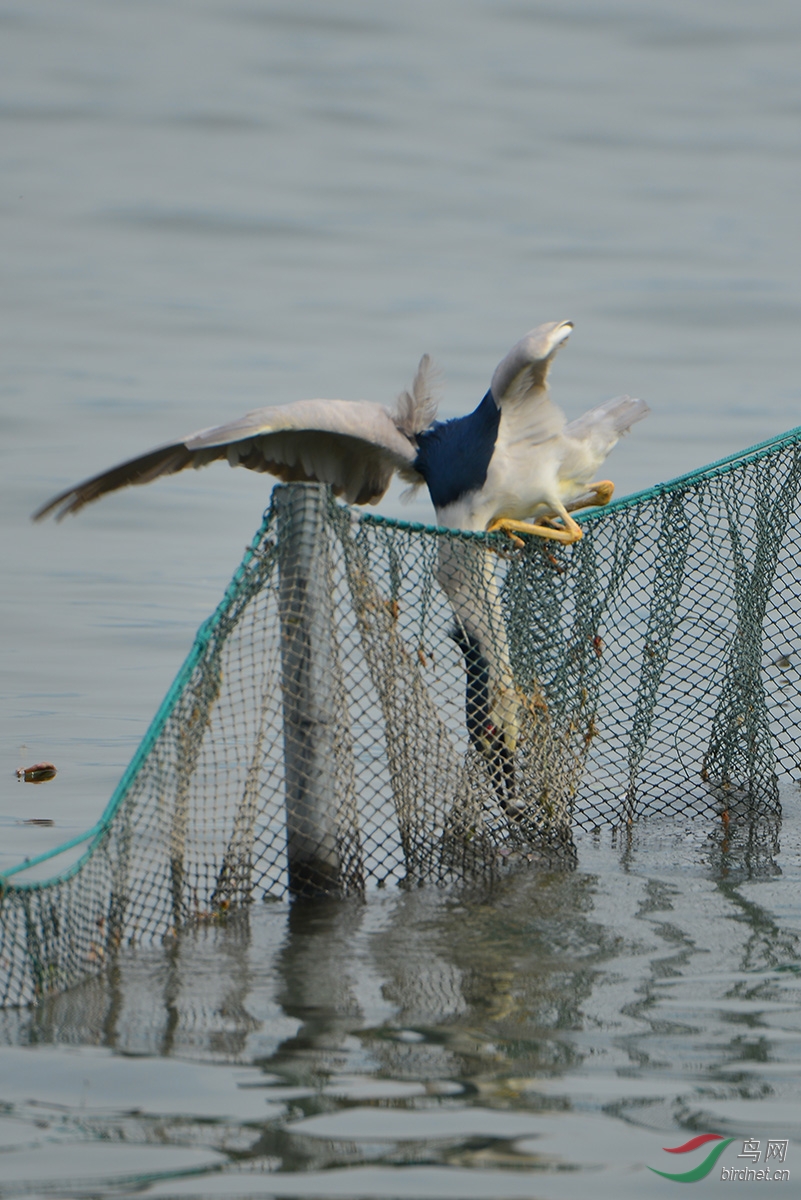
xmin=488 ymin=320 xmax=573 ymax=446
xmin=559 ymin=395 xmax=650 ymax=486
xmin=563 ymin=395 xmax=649 ymax=443
xmin=34 ymin=398 xmax=423 ymax=521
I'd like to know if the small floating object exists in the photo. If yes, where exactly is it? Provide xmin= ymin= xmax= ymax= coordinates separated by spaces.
xmin=22 ymin=818 xmax=55 ymax=827
xmin=775 ymin=654 xmax=792 ymax=670
xmin=16 ymin=762 xmax=57 ymax=784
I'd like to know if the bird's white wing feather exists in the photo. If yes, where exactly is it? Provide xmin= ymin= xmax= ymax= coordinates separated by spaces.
xmin=34 ymin=399 xmax=421 ymax=520
xmin=560 ymin=396 xmax=650 ymax=489
xmin=489 ymin=319 xmax=573 ymax=446
xmin=563 ymin=395 xmax=649 ymax=444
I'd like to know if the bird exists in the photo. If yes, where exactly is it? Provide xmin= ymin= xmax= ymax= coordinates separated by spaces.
xmin=408 ymin=320 xmax=648 ymax=817
xmin=412 ymin=319 xmax=648 ymax=545
xmin=34 ymin=322 xmax=647 ymax=821
xmin=34 ymin=320 xmax=646 ymax=540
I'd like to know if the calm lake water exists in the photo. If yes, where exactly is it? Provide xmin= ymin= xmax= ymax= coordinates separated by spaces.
xmin=2 ymin=0 xmax=801 ymax=1195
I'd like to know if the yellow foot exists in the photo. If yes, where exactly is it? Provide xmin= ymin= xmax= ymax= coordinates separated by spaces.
xmin=592 ymin=480 xmax=614 ymax=506
xmin=487 ymin=514 xmax=583 ymax=546
xmin=565 ymin=479 xmax=615 ymax=513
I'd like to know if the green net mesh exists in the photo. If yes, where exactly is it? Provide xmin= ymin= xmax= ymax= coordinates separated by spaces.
xmin=3 ymin=425 xmax=801 ymax=1007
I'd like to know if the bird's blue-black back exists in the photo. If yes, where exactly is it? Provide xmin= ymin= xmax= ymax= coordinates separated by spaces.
xmin=413 ymin=390 xmax=500 ymax=510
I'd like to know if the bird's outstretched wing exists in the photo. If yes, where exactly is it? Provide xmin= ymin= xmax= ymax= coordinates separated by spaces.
xmin=488 ymin=319 xmax=573 ymax=446
xmin=34 ymin=358 xmax=438 ymax=521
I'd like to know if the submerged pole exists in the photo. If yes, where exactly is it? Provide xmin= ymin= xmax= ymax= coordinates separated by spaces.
xmin=275 ymin=483 xmax=344 ymax=897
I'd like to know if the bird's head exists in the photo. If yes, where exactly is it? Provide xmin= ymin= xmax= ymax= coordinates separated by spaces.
xmin=490 ymin=319 xmax=573 ymax=406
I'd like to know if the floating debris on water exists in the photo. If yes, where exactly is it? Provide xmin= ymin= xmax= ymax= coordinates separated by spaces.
xmin=16 ymin=762 xmax=57 ymax=784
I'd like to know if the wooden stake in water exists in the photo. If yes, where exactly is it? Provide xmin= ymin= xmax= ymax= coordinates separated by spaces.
xmin=276 ymin=483 xmax=344 ymax=897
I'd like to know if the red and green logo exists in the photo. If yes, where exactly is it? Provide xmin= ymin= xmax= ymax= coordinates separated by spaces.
xmin=648 ymin=1134 xmax=735 ymax=1182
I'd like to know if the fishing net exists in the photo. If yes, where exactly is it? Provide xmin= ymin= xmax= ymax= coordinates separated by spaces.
xmin=3 ymin=425 xmax=801 ymax=1006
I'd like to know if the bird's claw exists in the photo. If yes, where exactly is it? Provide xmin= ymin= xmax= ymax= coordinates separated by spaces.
xmin=486 ymin=478 xmax=617 ymax=549
xmin=565 ymin=480 xmax=615 ymax=513
xmin=591 ymin=480 xmax=614 ymax=507
xmin=487 ymin=516 xmax=583 ymax=546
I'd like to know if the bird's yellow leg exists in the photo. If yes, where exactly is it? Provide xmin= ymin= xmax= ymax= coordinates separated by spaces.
xmin=490 ymin=481 xmax=615 ymax=546
xmin=488 ymin=509 xmax=583 ymax=546
xmin=564 ymin=479 xmax=615 ymax=512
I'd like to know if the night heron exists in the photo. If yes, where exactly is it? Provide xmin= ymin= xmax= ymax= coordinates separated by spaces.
xmin=410 ymin=319 xmax=648 ymax=816
xmin=34 ymin=320 xmax=646 ymax=538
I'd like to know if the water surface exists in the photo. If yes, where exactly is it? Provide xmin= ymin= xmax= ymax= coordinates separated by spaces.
xmin=2 ymin=1 xmax=801 ymax=1194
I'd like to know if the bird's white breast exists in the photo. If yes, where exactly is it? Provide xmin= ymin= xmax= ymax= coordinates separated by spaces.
xmin=480 ymin=393 xmax=569 ymax=524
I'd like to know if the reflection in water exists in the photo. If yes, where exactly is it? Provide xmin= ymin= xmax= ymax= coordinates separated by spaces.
xmin=3 ymin=806 xmax=798 ymax=1070
xmin=0 ymin=808 xmax=799 ymax=1191
xmin=266 ymin=899 xmax=366 ymax=1079
xmin=365 ymin=871 xmax=600 ymax=1086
